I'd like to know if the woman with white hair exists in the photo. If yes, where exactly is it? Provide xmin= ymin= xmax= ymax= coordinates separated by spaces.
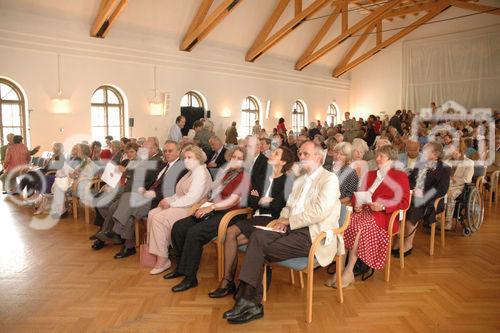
xmin=330 ymin=142 xmax=359 ymax=205
xmin=351 ymin=138 xmax=370 ymax=188
xmin=147 ymin=145 xmax=212 ymax=274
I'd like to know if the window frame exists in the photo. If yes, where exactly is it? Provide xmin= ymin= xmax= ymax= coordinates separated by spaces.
xmin=0 ymin=78 xmax=26 ymax=147
xmin=90 ymin=85 xmax=125 ymax=142
xmin=292 ymin=100 xmax=306 ymax=134
xmin=241 ymin=96 xmax=260 ymax=137
xmin=327 ymin=103 xmax=338 ymax=126
xmin=180 ymin=91 xmax=205 ymax=109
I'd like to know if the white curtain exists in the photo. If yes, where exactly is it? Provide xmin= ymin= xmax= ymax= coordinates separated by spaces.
xmin=402 ymin=29 xmax=500 ymax=112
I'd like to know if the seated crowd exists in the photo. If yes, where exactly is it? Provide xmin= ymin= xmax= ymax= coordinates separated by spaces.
xmin=2 ymin=106 xmax=499 ymax=324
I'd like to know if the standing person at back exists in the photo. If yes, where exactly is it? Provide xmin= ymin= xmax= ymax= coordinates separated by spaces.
xmin=169 ymin=115 xmax=186 ymax=143
xmin=276 ymin=117 xmax=287 ymax=135
xmin=252 ymin=120 xmax=261 ymax=135
xmin=225 ymin=121 xmax=238 ymax=146
xmin=2 ymin=135 xmax=30 ymax=193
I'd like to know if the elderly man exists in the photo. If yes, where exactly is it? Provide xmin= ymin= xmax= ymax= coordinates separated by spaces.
xmin=223 ymin=141 xmax=341 ymax=324
xmin=193 ymin=120 xmax=212 ymax=155
xmin=398 ymin=140 xmax=421 ymax=171
xmin=91 ymin=139 xmax=165 ymax=253
xmin=111 ymin=140 xmax=186 ymax=259
xmin=168 ymin=115 xmax=186 ymax=142
xmin=207 ymin=136 xmax=226 ymax=169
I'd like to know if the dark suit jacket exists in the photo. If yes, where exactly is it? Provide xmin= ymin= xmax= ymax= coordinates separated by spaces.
xmin=247 ymin=173 xmax=290 ymax=219
xmin=408 ymin=160 xmax=451 ymax=225
xmin=207 ymin=147 xmax=227 ymax=168
xmin=123 ymin=153 xmax=163 ymax=193
xmin=250 ymin=153 xmax=268 ymax=194
xmin=150 ymin=159 xmax=188 ymax=207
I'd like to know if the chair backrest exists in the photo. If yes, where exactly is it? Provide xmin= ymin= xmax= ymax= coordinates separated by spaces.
xmin=339 ymin=204 xmax=348 ymax=227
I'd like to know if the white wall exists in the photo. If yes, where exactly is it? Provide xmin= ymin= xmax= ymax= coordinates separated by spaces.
xmin=349 ymin=6 xmax=500 ymax=119
xmin=0 ymin=6 xmax=351 ymax=151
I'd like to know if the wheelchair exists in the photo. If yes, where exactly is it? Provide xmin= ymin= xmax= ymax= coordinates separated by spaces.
xmin=453 ymin=182 xmax=484 ymax=236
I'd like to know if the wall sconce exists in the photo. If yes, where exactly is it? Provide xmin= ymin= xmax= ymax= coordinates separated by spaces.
xmin=265 ymin=100 xmax=271 ymax=119
xmin=52 ymin=98 xmax=70 ymax=114
xmin=149 ymin=101 xmax=164 ymax=116
xmin=274 ymin=111 xmax=282 ymax=119
xmin=149 ymin=65 xmax=167 ymax=116
xmin=222 ymin=108 xmax=231 ymax=118
xmin=51 ymin=54 xmax=71 ymax=114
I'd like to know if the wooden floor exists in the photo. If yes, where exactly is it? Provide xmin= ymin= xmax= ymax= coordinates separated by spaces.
xmin=0 ymin=196 xmax=499 ymax=333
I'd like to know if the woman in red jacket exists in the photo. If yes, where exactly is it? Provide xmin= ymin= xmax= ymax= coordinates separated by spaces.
xmin=331 ymin=144 xmax=410 ymax=288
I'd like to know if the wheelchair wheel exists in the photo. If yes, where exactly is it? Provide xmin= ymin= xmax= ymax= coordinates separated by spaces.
xmin=466 ymin=187 xmax=484 ymax=233
xmin=462 ymin=227 xmax=472 ymax=237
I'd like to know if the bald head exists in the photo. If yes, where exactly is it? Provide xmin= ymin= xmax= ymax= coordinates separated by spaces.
xmin=405 ymin=140 xmax=420 ymax=159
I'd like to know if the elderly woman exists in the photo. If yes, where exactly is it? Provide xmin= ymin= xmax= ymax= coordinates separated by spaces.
xmin=392 ymin=142 xmax=451 ymax=257
xmin=208 ymin=146 xmax=295 ymax=298
xmin=24 ymin=142 xmax=66 ymax=213
xmin=147 ymin=145 xmax=212 ymax=275
xmin=351 ymin=138 xmax=370 ymax=187
xmin=444 ymin=140 xmax=474 ymax=230
xmin=332 ymin=145 xmax=410 ymax=288
xmin=330 ymin=142 xmax=359 ymax=205
xmin=323 ymin=137 xmax=338 ymax=171
xmin=165 ymin=146 xmax=250 ymax=292
xmin=50 ymin=144 xmax=99 ymax=218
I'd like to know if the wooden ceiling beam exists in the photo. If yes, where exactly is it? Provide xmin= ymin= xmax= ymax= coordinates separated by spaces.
xmin=91 ymin=0 xmax=128 ymax=38
xmin=101 ymin=0 xmax=128 ymax=38
xmin=333 ymin=1 xmax=451 ymax=77
xmin=246 ymin=0 xmax=331 ymax=62
xmin=180 ymin=0 xmax=244 ymax=52
xmin=295 ymin=0 xmax=402 ymax=70
xmin=295 ymin=0 xmax=302 ymax=15
xmin=297 ymin=4 xmax=342 ymax=64
xmin=247 ymin=0 xmax=290 ymax=58
xmin=449 ymin=0 xmax=500 ymax=16
xmin=336 ymin=22 xmax=376 ymax=69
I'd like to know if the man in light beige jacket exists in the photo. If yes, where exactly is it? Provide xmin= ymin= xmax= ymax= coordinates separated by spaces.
xmin=223 ymin=141 xmax=341 ymax=324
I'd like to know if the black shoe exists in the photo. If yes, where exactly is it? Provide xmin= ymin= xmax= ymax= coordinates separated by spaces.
xmin=163 ymin=271 xmax=182 ymax=280
xmin=393 ymin=248 xmax=412 ymax=258
xmin=208 ymin=281 xmax=236 ymax=298
xmin=171 ymin=277 xmax=198 ymax=292
xmin=391 ymin=249 xmax=399 ymax=256
xmin=266 ymin=266 xmax=272 ymax=292
xmin=223 ymin=297 xmax=258 ymax=320
xmin=91 ymin=239 xmax=106 ymax=250
xmin=113 ymin=246 xmax=136 ymax=259
xmin=105 ymin=231 xmax=124 ymax=245
xmin=89 ymin=233 xmax=99 ymax=240
xmin=227 ymin=302 xmax=264 ymax=324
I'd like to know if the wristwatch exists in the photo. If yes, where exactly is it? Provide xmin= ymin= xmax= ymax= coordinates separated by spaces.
xmin=381 ymin=205 xmax=386 ymax=211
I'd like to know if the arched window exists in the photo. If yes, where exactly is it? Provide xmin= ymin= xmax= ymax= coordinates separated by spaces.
xmin=292 ymin=100 xmax=306 ymax=134
xmin=327 ymin=103 xmax=338 ymax=126
xmin=0 ymin=78 xmax=26 ymax=147
xmin=241 ymin=96 xmax=260 ymax=137
xmin=180 ymin=91 xmax=205 ymax=109
xmin=91 ymin=85 xmax=125 ymax=144
xmin=180 ymin=91 xmax=206 ymax=136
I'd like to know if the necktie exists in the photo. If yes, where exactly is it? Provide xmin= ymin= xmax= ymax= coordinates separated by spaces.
xmin=149 ymin=163 xmax=169 ymax=190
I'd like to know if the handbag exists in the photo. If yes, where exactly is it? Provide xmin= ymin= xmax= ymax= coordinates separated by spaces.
xmin=139 ymin=244 xmax=156 ymax=268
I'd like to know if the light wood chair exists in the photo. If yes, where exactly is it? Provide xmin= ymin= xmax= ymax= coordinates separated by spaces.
xmin=71 ymin=177 xmax=101 ymax=224
xmin=213 ymin=207 xmax=253 ymax=282
xmin=262 ymin=205 xmax=353 ymax=323
xmin=134 ymin=202 xmax=205 ymax=247
xmin=486 ymin=171 xmax=499 ymax=208
xmin=133 ymin=204 xmax=252 ymax=282
xmin=429 ymin=193 xmax=447 ymax=256
xmin=385 ymin=190 xmax=412 ymax=282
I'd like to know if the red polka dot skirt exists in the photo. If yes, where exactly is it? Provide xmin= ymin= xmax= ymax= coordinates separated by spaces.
xmin=344 ymin=208 xmax=390 ymax=270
